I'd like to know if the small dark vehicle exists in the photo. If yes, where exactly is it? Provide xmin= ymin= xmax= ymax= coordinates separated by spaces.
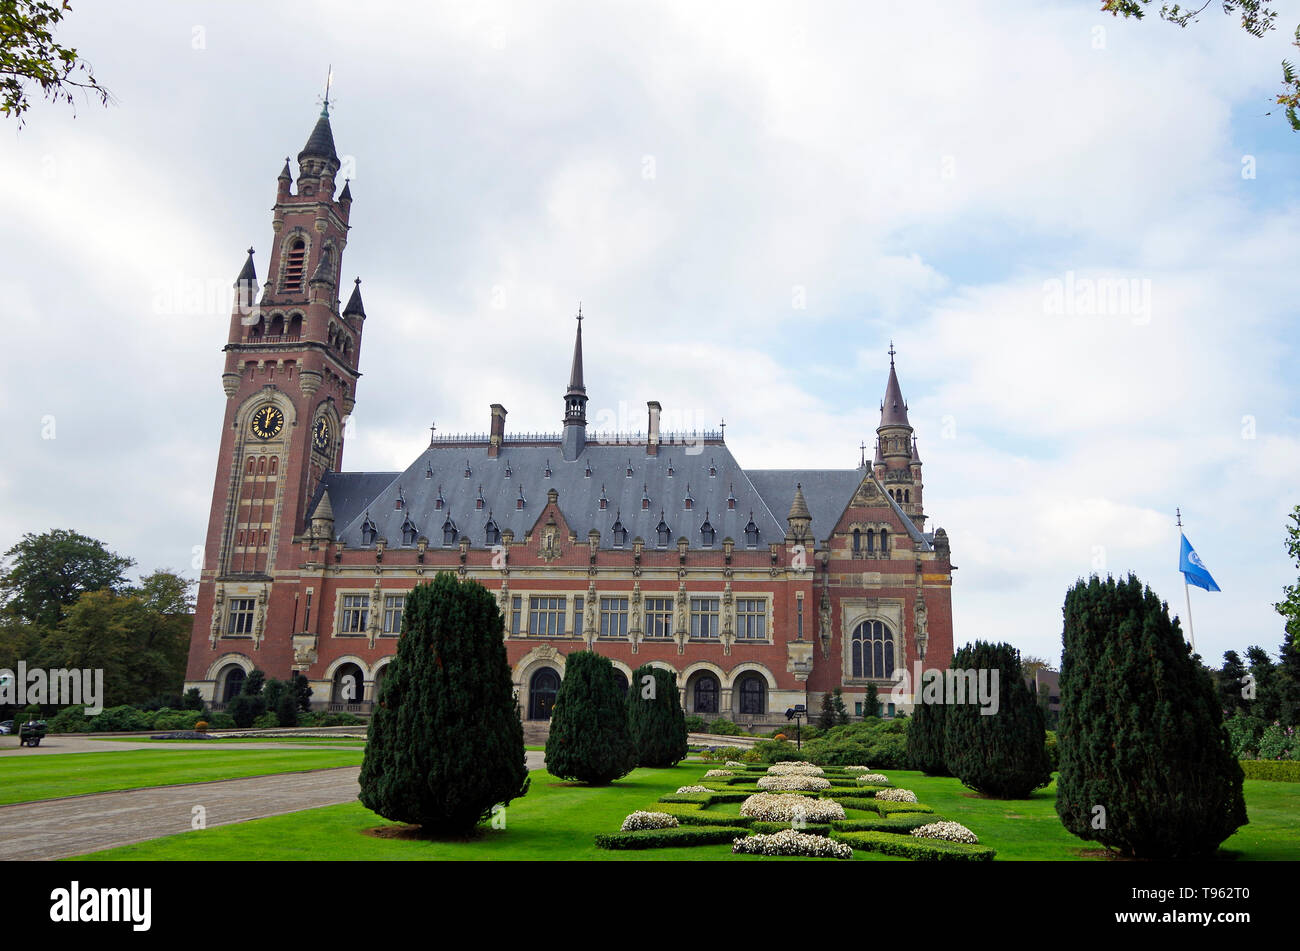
xmin=19 ymin=720 xmax=47 ymax=747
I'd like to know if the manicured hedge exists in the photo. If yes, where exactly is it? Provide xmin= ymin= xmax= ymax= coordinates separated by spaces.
xmin=676 ymin=812 xmax=757 ymax=828
xmin=823 ymin=796 xmax=879 ymax=811
xmin=658 ymin=791 xmax=751 ymax=805
xmin=1239 ymin=760 xmax=1300 ymax=782
xmin=749 ymin=821 xmax=833 ymax=836
xmin=832 ymin=830 xmax=996 ymax=861
xmin=595 ymin=826 xmax=750 ymax=849
xmin=873 ymin=801 xmax=934 ymax=816
xmin=832 ymin=814 xmax=935 ymax=833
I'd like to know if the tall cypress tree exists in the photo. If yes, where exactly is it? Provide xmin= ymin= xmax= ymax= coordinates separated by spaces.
xmin=906 ymin=674 xmax=951 ymax=775
xmin=545 ymin=651 xmax=637 ymax=784
xmin=942 ymin=641 xmax=1051 ymax=797
xmin=1056 ymin=574 xmax=1246 ymax=859
xmin=626 ymin=664 xmax=687 ymax=768
xmin=358 ymin=572 xmax=529 ymax=833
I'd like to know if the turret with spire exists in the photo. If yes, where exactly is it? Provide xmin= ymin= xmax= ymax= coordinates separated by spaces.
xmin=561 ymin=306 xmax=588 ymax=461
xmin=875 ymin=342 xmax=924 ymax=526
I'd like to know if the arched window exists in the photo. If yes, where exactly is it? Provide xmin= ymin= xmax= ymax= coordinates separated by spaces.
xmin=852 ymin=529 xmax=861 ymax=554
xmin=866 ymin=529 xmax=875 ymax=553
xmin=442 ymin=516 xmax=458 ymax=547
xmin=738 ymin=674 xmax=766 ymax=715
xmin=269 ymin=314 xmax=285 ymax=336
xmin=484 ymin=518 xmax=501 ymax=546
xmin=246 ymin=457 xmax=256 ymax=476
xmin=745 ymin=517 xmax=759 ymax=548
xmin=361 ymin=518 xmax=377 ymax=546
xmin=288 ymin=314 xmax=302 ymax=338
xmin=611 ymin=669 xmax=629 ymax=696
xmin=401 ymin=518 xmax=418 ymax=546
xmin=656 ymin=516 xmax=671 ymax=548
xmin=904 ymin=489 xmax=910 ymax=503
xmin=257 ymin=457 xmax=267 ymax=475
xmin=851 ymin=620 xmax=895 ymax=679
xmin=880 ymin=529 xmax=889 ymax=554
xmin=611 ymin=516 xmax=627 ymax=548
xmin=282 ymin=238 xmax=306 ymax=294
xmin=700 ymin=515 xmax=715 ymax=548
xmin=694 ymin=674 xmax=719 ymax=714
xmin=268 ymin=457 xmax=278 ymax=476
xmin=332 ymin=663 xmax=364 ymax=704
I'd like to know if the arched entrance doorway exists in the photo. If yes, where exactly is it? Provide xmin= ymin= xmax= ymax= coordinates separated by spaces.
xmin=690 ymin=672 xmax=720 ymax=714
xmin=218 ymin=664 xmax=246 ymax=703
xmin=735 ymin=673 xmax=767 ymax=716
xmin=528 ymin=667 xmax=560 ymax=720
xmin=332 ymin=663 xmax=364 ymax=705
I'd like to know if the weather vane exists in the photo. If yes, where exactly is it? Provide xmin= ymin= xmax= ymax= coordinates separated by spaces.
xmin=317 ymin=65 xmax=334 ymax=116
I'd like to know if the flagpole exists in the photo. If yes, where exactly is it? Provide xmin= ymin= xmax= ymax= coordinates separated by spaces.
xmin=1177 ymin=507 xmax=1195 ymax=651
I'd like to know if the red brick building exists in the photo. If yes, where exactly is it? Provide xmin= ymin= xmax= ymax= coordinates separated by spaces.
xmin=184 ymin=106 xmax=955 ymax=728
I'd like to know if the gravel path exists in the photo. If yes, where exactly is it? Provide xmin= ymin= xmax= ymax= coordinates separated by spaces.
xmin=0 ymin=751 xmax=546 ymax=860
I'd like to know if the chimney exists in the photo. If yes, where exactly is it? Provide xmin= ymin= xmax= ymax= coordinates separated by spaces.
xmin=488 ymin=404 xmax=507 ymax=458
xmin=647 ymin=401 xmax=661 ymax=456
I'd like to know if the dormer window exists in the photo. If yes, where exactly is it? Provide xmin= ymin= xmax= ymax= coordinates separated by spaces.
xmin=667 ymin=459 xmax=674 ymax=477
xmin=361 ymin=516 xmax=377 ymax=546
xmin=585 ymin=464 xmax=592 ymax=478
xmin=656 ymin=515 xmax=671 ymax=548
xmin=727 ymin=483 xmax=736 ymax=510
xmin=684 ymin=484 xmax=693 ymax=510
xmin=476 ymin=486 xmax=484 ymax=510
xmin=709 ymin=459 xmax=717 ymax=477
xmin=642 ymin=485 xmax=650 ymax=511
xmin=516 ymin=486 xmax=525 ymax=510
xmin=612 ymin=514 xmax=627 ymax=548
xmin=464 ymin=460 xmax=472 ymax=478
xmin=435 ymin=486 xmax=444 ymax=511
xmin=442 ymin=516 xmax=458 ymax=547
xmin=485 ymin=516 xmax=501 ymax=546
xmin=425 ymin=464 xmax=433 ymax=479
xmin=700 ymin=513 xmax=715 ymax=548
xmin=599 ymin=486 xmax=608 ymax=510
xmin=626 ymin=460 xmax=634 ymax=478
xmin=402 ymin=518 xmax=418 ymax=546
xmin=545 ymin=460 xmax=552 ymax=478
xmin=394 ymin=488 xmax=404 ymax=511
xmin=745 ymin=514 xmax=759 ymax=549
xmin=504 ymin=462 xmax=512 ymax=479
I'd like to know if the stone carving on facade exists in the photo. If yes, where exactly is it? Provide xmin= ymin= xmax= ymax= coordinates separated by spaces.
xmin=368 ymin=578 xmax=382 ymax=646
xmin=674 ymin=582 xmax=688 ymax=654
xmin=254 ymin=587 xmax=268 ymax=648
xmin=629 ymin=582 xmax=642 ymax=652
xmin=913 ymin=596 xmax=929 ymax=661
xmin=818 ymin=589 xmax=832 ymax=659
xmin=721 ymin=581 xmax=735 ymax=656
xmin=209 ymin=584 xmax=225 ymax=647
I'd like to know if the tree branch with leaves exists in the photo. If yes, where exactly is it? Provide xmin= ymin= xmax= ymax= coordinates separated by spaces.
xmin=1 ymin=0 xmax=111 ymax=129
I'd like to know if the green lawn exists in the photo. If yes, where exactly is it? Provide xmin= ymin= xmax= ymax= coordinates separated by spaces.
xmin=70 ymin=763 xmax=1300 ymax=861
xmin=87 ymin=736 xmax=366 ymax=746
xmin=0 ymin=748 xmax=364 ymax=806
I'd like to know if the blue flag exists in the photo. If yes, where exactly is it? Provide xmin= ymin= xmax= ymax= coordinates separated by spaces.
xmin=1179 ymin=533 xmax=1220 ymax=592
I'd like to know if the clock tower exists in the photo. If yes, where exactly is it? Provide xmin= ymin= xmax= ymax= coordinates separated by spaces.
xmin=191 ymin=100 xmax=366 ymax=662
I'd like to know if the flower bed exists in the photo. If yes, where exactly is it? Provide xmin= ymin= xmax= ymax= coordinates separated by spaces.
xmin=874 ymin=787 xmax=918 ymax=802
xmin=831 ymin=830 xmax=995 ymax=862
xmin=725 ymin=760 xmax=747 ymax=768
xmin=739 ymin=792 xmax=845 ymax=823
xmin=596 ymin=826 xmax=751 ymax=850
xmin=732 ymin=829 xmax=852 ymax=859
xmin=843 ymin=765 xmax=873 ymax=773
xmin=855 ymin=773 xmax=891 ymax=786
xmin=912 ymin=821 xmax=979 ymax=845
xmin=675 ymin=785 xmax=712 ymax=794
xmin=620 ymin=811 xmax=679 ymax=832
xmin=766 ymin=762 xmax=825 ymax=776
xmin=704 ymin=769 xmax=734 ymax=778
xmin=757 ymin=775 xmax=832 ymax=791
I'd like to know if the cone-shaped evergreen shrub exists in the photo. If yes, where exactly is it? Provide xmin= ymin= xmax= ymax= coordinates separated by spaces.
xmin=545 ymin=651 xmax=638 ymax=784
xmin=1056 ymin=574 xmax=1247 ymax=859
xmin=906 ymin=674 xmax=951 ymax=775
xmin=358 ymin=572 xmax=529 ymax=833
xmin=943 ymin=641 xmax=1052 ymax=797
xmin=626 ymin=664 xmax=688 ymax=767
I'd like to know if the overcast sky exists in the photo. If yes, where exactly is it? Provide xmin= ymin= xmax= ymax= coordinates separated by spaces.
xmin=2 ymin=1 xmax=1297 ymax=668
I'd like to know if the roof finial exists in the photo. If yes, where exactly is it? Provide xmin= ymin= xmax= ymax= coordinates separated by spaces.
xmin=576 ymin=302 xmax=583 ymax=325
xmin=319 ymin=64 xmax=334 ymax=117
xmin=888 ymin=339 xmax=896 ymax=367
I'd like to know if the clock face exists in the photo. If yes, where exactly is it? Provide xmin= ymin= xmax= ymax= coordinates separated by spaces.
xmin=312 ymin=417 xmax=331 ymax=453
xmin=250 ymin=404 xmax=285 ymax=440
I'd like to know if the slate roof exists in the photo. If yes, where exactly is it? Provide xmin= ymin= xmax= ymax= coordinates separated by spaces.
xmin=298 ymin=111 xmax=339 ymax=165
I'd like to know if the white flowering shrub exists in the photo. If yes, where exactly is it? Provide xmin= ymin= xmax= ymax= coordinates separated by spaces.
xmin=756 ymin=775 xmax=831 ymax=791
xmin=732 ymin=829 xmax=852 ymax=859
xmin=675 ymin=785 xmax=711 ymax=794
xmin=725 ymin=760 xmax=747 ymax=768
xmin=704 ymin=769 xmax=734 ymax=778
xmin=855 ymin=773 xmax=891 ymax=785
xmin=620 ymin=811 xmax=680 ymax=832
xmin=875 ymin=787 xmax=919 ymax=802
xmin=766 ymin=762 xmax=825 ymax=776
xmin=843 ymin=765 xmax=873 ymax=773
xmin=739 ymin=793 xmax=845 ymax=823
xmin=912 ymin=821 xmax=979 ymax=844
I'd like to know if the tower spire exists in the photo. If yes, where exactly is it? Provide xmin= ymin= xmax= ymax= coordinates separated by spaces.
xmin=561 ymin=305 xmax=588 ymax=461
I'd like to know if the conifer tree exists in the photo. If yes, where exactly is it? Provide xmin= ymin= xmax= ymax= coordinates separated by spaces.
xmin=358 ymin=572 xmax=528 ymax=833
xmin=626 ymin=664 xmax=688 ymax=768
xmin=1056 ymin=574 xmax=1246 ymax=859
xmin=818 ymin=691 xmax=837 ymax=730
xmin=942 ymin=641 xmax=1051 ymax=797
xmin=906 ymin=674 xmax=951 ymax=775
xmin=545 ymin=651 xmax=637 ymax=784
